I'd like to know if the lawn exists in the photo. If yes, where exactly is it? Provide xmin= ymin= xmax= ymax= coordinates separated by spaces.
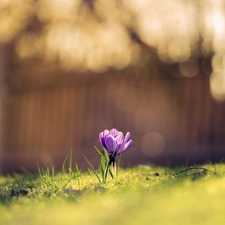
xmin=0 ymin=163 xmax=225 ymax=225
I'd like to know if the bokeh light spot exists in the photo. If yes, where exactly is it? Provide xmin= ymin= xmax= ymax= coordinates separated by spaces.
xmin=210 ymin=72 xmax=225 ymax=100
xmin=140 ymin=132 xmax=165 ymax=157
xmin=179 ymin=58 xmax=199 ymax=77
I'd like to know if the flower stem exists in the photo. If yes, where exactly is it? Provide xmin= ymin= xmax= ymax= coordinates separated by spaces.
xmin=113 ymin=160 xmax=117 ymax=178
xmin=104 ymin=157 xmax=115 ymax=182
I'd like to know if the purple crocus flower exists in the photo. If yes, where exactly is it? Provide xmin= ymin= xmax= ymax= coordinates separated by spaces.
xmin=99 ymin=128 xmax=133 ymax=160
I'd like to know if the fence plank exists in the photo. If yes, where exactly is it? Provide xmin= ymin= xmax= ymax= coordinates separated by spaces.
xmin=1 ymin=66 xmax=225 ymax=173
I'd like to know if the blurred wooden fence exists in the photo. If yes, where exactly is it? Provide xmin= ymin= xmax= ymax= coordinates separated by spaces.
xmin=1 ymin=61 xmax=225 ymax=173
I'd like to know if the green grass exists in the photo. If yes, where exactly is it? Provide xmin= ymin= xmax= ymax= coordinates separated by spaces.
xmin=1 ymin=163 xmax=225 ymax=225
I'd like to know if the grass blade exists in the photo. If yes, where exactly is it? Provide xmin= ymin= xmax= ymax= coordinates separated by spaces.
xmin=62 ymin=155 xmax=68 ymax=174
xmin=37 ymin=163 xmax=42 ymax=177
xmin=69 ymin=147 xmax=73 ymax=176
xmin=51 ymin=166 xmax=55 ymax=178
xmin=103 ymin=148 xmax=109 ymax=162
xmin=94 ymin=146 xmax=102 ymax=156
xmin=100 ymin=154 xmax=106 ymax=181
xmin=83 ymin=155 xmax=101 ymax=183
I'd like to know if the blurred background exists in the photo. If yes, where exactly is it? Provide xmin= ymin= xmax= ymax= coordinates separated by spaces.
xmin=0 ymin=0 xmax=225 ymax=173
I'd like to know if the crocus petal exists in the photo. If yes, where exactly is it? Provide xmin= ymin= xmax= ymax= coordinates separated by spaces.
xmin=99 ymin=129 xmax=132 ymax=159
xmin=124 ymin=132 xmax=131 ymax=143
xmin=99 ymin=132 xmax=103 ymax=142
xmin=115 ymin=135 xmax=124 ymax=152
xmin=109 ymin=128 xmax=118 ymax=137
xmin=119 ymin=140 xmax=133 ymax=153
xmin=99 ymin=132 xmax=107 ymax=149
xmin=105 ymin=135 xmax=117 ymax=153
xmin=103 ymin=129 xmax=109 ymax=137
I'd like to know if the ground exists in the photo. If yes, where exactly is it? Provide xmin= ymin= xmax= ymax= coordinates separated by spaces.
xmin=0 ymin=163 xmax=225 ymax=225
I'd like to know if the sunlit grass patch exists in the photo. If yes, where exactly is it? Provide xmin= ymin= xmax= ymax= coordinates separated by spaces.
xmin=1 ymin=163 xmax=225 ymax=225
